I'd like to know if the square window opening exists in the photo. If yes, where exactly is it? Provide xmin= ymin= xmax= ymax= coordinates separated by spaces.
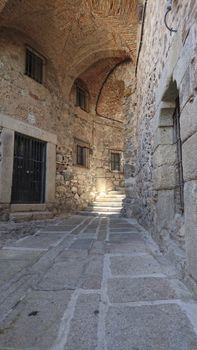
xmin=25 ymin=47 xmax=44 ymax=84
xmin=76 ymin=86 xmax=88 ymax=111
xmin=111 ymin=152 xmax=121 ymax=171
xmin=76 ymin=145 xmax=89 ymax=168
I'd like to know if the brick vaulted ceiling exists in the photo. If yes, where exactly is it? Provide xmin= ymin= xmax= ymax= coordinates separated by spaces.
xmin=0 ymin=0 xmax=141 ymax=97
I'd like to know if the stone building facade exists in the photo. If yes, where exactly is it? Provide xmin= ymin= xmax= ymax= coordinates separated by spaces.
xmin=123 ymin=0 xmax=197 ymax=289
xmin=0 ymin=1 xmax=197 ymax=288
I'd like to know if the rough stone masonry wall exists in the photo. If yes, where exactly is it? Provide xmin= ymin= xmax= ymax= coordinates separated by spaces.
xmin=0 ymin=29 xmax=95 ymax=214
xmin=124 ymin=0 xmax=197 ymax=286
xmin=0 ymin=27 xmax=126 ymax=217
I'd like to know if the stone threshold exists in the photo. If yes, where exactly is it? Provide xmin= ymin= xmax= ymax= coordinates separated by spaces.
xmin=10 ymin=204 xmax=47 ymax=212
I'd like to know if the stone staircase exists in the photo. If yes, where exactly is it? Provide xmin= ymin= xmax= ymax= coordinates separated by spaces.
xmin=79 ymin=190 xmax=125 ymax=216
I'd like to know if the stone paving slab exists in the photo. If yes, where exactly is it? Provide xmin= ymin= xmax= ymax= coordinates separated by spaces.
xmin=79 ymin=274 xmax=102 ymax=289
xmin=90 ymin=241 xmax=105 ymax=255
xmin=35 ymin=232 xmax=66 ymax=239
xmin=0 ymin=236 xmax=75 ymax=319
xmin=64 ymin=293 xmax=100 ymax=350
xmin=5 ymin=234 xmax=64 ymax=249
xmin=37 ymin=258 xmax=87 ymax=290
xmin=79 ymin=255 xmax=104 ymax=289
xmin=0 ymin=290 xmax=72 ymax=349
xmin=105 ymin=241 xmax=147 ymax=254
xmin=97 ymin=230 xmax=107 ymax=241
xmin=70 ymin=238 xmax=94 ymax=250
xmin=109 ymin=229 xmax=140 ymax=234
xmin=55 ymin=249 xmax=88 ymax=261
xmin=109 ymin=219 xmax=128 ymax=223
xmin=0 ymin=248 xmax=43 ymax=261
xmin=39 ymin=226 xmax=72 ymax=232
xmin=0 ymin=214 xmax=197 ymax=350
xmin=109 ymin=225 xmax=140 ymax=230
xmin=106 ymin=304 xmax=197 ymax=350
xmin=0 ymin=260 xmax=33 ymax=284
xmin=109 ymin=225 xmax=139 ymax=230
xmin=80 ymin=231 xmax=97 ymax=239
xmin=83 ymin=228 xmax=98 ymax=233
xmin=109 ymin=232 xmax=143 ymax=243
xmin=84 ymin=255 xmax=103 ymax=275
xmin=59 ymin=215 xmax=85 ymax=224
xmin=109 ymin=254 xmax=162 ymax=276
xmin=107 ymin=277 xmax=178 ymax=303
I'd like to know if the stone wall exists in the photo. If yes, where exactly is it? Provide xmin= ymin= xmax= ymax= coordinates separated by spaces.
xmin=124 ymin=0 xmax=197 ymax=286
xmin=0 ymin=27 xmax=125 ymax=216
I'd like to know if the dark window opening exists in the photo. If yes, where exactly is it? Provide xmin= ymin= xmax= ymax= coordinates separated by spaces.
xmin=77 ymin=145 xmax=89 ymax=167
xmin=25 ymin=47 xmax=44 ymax=84
xmin=111 ymin=153 xmax=121 ymax=171
xmin=173 ymin=97 xmax=184 ymax=214
xmin=11 ymin=133 xmax=46 ymax=204
xmin=76 ymin=86 xmax=88 ymax=111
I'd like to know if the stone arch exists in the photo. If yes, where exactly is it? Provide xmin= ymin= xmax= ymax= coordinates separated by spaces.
xmin=0 ymin=0 xmax=139 ymax=104
xmin=64 ymin=48 xmax=130 ymax=99
xmin=96 ymin=59 xmax=133 ymax=121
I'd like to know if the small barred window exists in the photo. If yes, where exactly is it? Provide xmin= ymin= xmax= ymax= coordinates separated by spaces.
xmin=25 ymin=47 xmax=44 ymax=84
xmin=76 ymin=86 xmax=88 ymax=111
xmin=111 ymin=152 xmax=121 ymax=171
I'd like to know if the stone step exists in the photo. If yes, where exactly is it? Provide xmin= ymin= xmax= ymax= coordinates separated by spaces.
xmin=10 ymin=204 xmax=46 ymax=212
xmin=80 ymin=189 xmax=124 ymax=216
xmin=78 ymin=211 xmax=121 ymax=217
xmin=84 ymin=206 xmax=121 ymax=213
xmin=108 ymin=190 xmax=125 ymax=195
xmin=10 ymin=211 xmax=54 ymax=222
xmin=96 ymin=195 xmax=125 ymax=200
xmin=92 ymin=202 xmax=123 ymax=207
xmin=95 ymin=199 xmax=124 ymax=204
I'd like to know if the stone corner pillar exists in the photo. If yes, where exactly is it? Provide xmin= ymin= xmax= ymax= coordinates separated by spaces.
xmin=45 ymin=142 xmax=56 ymax=203
xmin=0 ymin=127 xmax=14 ymax=204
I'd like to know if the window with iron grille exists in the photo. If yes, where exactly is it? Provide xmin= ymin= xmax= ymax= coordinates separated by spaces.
xmin=76 ymin=86 xmax=88 ymax=111
xmin=25 ymin=47 xmax=44 ymax=84
xmin=76 ymin=145 xmax=89 ymax=167
xmin=111 ymin=152 xmax=121 ymax=171
xmin=173 ymin=97 xmax=184 ymax=214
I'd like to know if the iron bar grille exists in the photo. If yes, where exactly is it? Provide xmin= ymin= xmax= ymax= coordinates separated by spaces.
xmin=111 ymin=152 xmax=121 ymax=171
xmin=25 ymin=47 xmax=44 ymax=84
xmin=11 ymin=133 xmax=46 ymax=204
xmin=76 ymin=86 xmax=87 ymax=111
xmin=173 ymin=97 xmax=184 ymax=213
xmin=77 ymin=145 xmax=88 ymax=167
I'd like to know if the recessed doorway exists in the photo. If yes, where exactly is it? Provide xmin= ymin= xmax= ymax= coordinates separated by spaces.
xmin=11 ymin=132 xmax=46 ymax=203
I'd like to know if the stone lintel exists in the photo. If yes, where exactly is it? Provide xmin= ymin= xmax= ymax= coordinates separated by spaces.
xmin=0 ymin=113 xmax=57 ymax=145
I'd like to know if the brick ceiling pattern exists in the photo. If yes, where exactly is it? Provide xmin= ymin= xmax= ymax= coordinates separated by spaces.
xmin=0 ymin=0 xmax=140 ymax=96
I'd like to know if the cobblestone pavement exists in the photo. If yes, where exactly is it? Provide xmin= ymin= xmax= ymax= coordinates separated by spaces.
xmin=0 ymin=215 xmax=197 ymax=350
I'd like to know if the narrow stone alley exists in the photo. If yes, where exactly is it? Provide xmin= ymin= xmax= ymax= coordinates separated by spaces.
xmin=0 ymin=214 xmax=197 ymax=350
